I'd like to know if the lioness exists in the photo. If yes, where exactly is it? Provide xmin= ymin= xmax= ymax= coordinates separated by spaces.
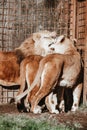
xmin=29 ymin=52 xmax=81 ymax=114
xmin=15 ymin=35 xmax=82 ymax=114
xmin=16 ymin=55 xmax=43 ymax=112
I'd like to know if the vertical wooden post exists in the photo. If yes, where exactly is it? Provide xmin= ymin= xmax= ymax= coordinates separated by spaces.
xmin=72 ymin=0 xmax=77 ymax=39
xmin=70 ymin=0 xmax=77 ymax=39
xmin=83 ymin=0 xmax=87 ymax=105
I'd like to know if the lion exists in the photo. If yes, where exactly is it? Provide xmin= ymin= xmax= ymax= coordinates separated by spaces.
xmin=14 ymin=35 xmax=82 ymax=114
xmin=14 ymin=55 xmax=43 ymax=112
xmin=0 ymin=30 xmax=56 ymax=90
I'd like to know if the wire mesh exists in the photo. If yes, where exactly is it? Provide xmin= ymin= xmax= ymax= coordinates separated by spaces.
xmin=0 ymin=0 xmax=73 ymax=104
xmin=0 ymin=0 xmax=86 ymax=104
xmin=0 ymin=0 xmax=72 ymax=51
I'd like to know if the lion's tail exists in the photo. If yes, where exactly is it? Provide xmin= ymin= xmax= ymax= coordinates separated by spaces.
xmin=15 ymin=58 xmax=46 ymax=101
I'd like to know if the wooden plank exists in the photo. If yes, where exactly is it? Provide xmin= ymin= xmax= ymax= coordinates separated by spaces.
xmin=83 ymin=0 xmax=87 ymax=105
xmin=72 ymin=0 xmax=77 ymax=38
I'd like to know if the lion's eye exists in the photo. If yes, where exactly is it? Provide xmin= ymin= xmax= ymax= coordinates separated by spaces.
xmin=48 ymin=42 xmax=54 ymax=47
xmin=51 ymin=36 xmax=56 ymax=39
xmin=44 ymin=37 xmax=51 ymax=39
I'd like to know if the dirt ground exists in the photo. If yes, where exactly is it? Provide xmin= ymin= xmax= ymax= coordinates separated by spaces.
xmin=0 ymin=104 xmax=87 ymax=130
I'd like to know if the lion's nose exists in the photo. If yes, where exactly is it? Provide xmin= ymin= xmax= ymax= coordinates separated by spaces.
xmin=50 ymin=48 xmax=55 ymax=51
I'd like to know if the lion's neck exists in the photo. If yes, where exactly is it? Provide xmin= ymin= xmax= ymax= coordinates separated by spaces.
xmin=64 ymin=47 xmax=77 ymax=55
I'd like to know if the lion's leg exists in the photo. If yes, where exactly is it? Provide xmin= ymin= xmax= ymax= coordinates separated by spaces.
xmin=30 ymin=85 xmax=51 ymax=114
xmin=58 ymin=87 xmax=65 ymax=113
xmin=10 ymin=69 xmax=26 ymax=110
xmin=16 ymin=62 xmax=26 ymax=97
xmin=45 ymin=92 xmax=59 ymax=114
xmin=71 ymin=83 xmax=82 ymax=112
xmin=24 ymin=63 xmax=40 ymax=111
xmin=11 ymin=63 xmax=26 ymax=106
xmin=15 ymin=79 xmax=27 ymax=112
xmin=16 ymin=63 xmax=32 ymax=111
xmin=24 ymin=85 xmax=40 ymax=112
xmin=17 ymin=79 xmax=26 ymax=96
xmin=17 ymin=62 xmax=35 ymax=97
xmin=23 ymin=66 xmax=32 ymax=111
xmin=30 ymin=64 xmax=60 ymax=113
xmin=24 ymin=94 xmax=30 ymax=112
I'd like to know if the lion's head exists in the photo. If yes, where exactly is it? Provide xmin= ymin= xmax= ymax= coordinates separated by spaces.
xmin=48 ymin=35 xmax=77 ymax=54
xmin=16 ymin=30 xmax=57 ymax=57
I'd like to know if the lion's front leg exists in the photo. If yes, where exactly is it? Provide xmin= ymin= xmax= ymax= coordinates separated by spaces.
xmin=58 ymin=87 xmax=65 ymax=113
xmin=30 ymin=94 xmax=43 ymax=114
xmin=71 ymin=83 xmax=82 ymax=112
xmin=45 ymin=92 xmax=59 ymax=114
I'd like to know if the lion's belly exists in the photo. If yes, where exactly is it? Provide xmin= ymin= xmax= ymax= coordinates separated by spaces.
xmin=0 ymin=79 xmax=20 ymax=86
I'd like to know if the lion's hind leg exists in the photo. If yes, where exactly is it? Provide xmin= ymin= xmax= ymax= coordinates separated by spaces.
xmin=45 ymin=92 xmax=59 ymax=114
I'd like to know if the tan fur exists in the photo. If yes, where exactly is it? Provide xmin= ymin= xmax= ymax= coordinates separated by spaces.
xmin=16 ymin=52 xmax=81 ymax=113
xmin=0 ymin=36 xmax=34 ymax=87
xmin=15 ymin=55 xmax=43 ymax=112
xmin=0 ymin=51 xmax=21 ymax=86
xmin=17 ymin=55 xmax=42 ymax=97
xmin=14 ymin=36 xmax=82 ymax=113
xmin=0 ymin=30 xmax=56 ymax=88
xmin=28 ymin=52 xmax=81 ymax=113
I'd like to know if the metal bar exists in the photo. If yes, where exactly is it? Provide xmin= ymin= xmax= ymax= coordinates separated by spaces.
xmin=83 ymin=0 xmax=87 ymax=105
xmin=1 ymin=0 xmax=5 ymax=50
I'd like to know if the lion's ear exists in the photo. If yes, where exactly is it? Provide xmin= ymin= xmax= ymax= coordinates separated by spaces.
xmin=33 ymin=33 xmax=41 ymax=42
xmin=57 ymin=35 xmax=65 ymax=43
